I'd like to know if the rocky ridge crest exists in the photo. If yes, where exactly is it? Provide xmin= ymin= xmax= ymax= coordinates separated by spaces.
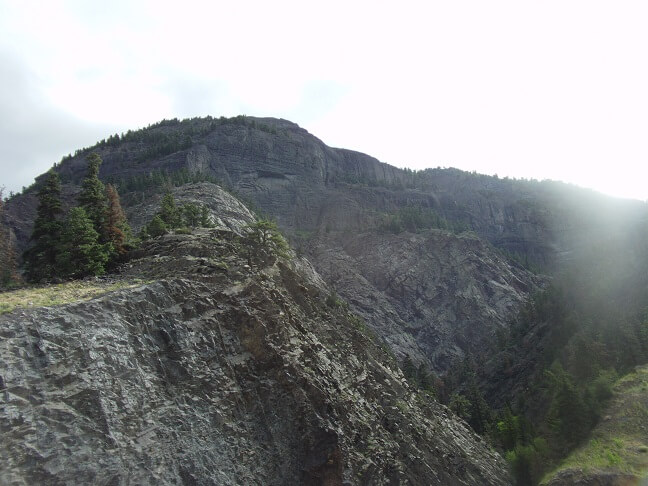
xmin=0 ymin=185 xmax=512 ymax=485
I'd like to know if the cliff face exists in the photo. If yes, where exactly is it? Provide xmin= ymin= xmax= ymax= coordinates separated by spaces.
xmin=13 ymin=117 xmax=645 ymax=265
xmin=5 ymin=116 xmax=646 ymax=375
xmin=308 ymin=229 xmax=544 ymax=370
xmin=0 ymin=186 xmax=511 ymax=485
xmin=4 ymin=116 xmax=648 ymax=484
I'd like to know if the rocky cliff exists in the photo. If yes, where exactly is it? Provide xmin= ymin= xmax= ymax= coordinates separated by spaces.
xmin=5 ymin=116 xmax=647 ymax=374
xmin=4 ymin=115 xmax=648 ymax=484
xmin=0 ymin=185 xmax=511 ymax=485
xmin=11 ymin=117 xmax=646 ymax=265
xmin=307 ymin=229 xmax=544 ymax=371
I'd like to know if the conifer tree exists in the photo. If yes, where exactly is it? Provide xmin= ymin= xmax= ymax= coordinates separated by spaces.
xmin=23 ymin=170 xmax=63 ymax=281
xmin=182 ymin=202 xmax=201 ymax=228
xmin=242 ymin=219 xmax=289 ymax=267
xmin=545 ymin=365 xmax=589 ymax=448
xmin=56 ymin=207 xmax=109 ymax=278
xmin=199 ymin=205 xmax=212 ymax=227
xmin=417 ymin=363 xmax=435 ymax=393
xmin=0 ymin=188 xmax=20 ymax=287
xmin=402 ymin=355 xmax=417 ymax=382
xmin=78 ymin=153 xmax=107 ymax=237
xmin=159 ymin=191 xmax=180 ymax=228
xmin=465 ymin=381 xmax=492 ymax=435
xmin=147 ymin=215 xmax=168 ymax=237
xmin=104 ymin=184 xmax=132 ymax=256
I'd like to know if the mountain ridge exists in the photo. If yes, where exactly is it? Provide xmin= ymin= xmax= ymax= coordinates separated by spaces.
xmin=0 ymin=183 xmax=511 ymax=485
xmin=5 ymin=115 xmax=647 ymax=371
xmin=3 ymin=115 xmax=648 ymax=484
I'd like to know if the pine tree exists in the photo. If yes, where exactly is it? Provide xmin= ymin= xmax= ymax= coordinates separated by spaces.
xmin=23 ymin=170 xmax=63 ymax=281
xmin=449 ymin=393 xmax=472 ymax=422
xmin=56 ymin=207 xmax=109 ymax=278
xmin=402 ymin=355 xmax=417 ymax=382
xmin=147 ymin=215 xmax=168 ymax=237
xmin=0 ymin=188 xmax=20 ymax=287
xmin=242 ymin=219 xmax=289 ymax=267
xmin=545 ymin=363 xmax=590 ymax=449
xmin=78 ymin=153 xmax=107 ymax=237
xmin=417 ymin=363 xmax=435 ymax=393
xmin=104 ymin=184 xmax=132 ymax=256
xmin=465 ymin=381 xmax=492 ymax=435
xmin=496 ymin=408 xmax=522 ymax=451
xmin=159 ymin=191 xmax=180 ymax=228
xmin=199 ymin=204 xmax=212 ymax=227
xmin=181 ymin=202 xmax=201 ymax=228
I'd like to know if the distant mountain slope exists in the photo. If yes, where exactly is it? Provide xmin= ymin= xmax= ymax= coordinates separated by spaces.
xmin=309 ymin=229 xmax=544 ymax=371
xmin=8 ymin=116 xmax=646 ymax=267
xmin=4 ymin=115 xmax=647 ymax=373
xmin=3 ymin=115 xmax=648 ymax=484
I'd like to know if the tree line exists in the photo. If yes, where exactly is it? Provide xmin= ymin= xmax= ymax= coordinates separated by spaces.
xmin=0 ymin=188 xmax=20 ymax=287
xmin=379 ymin=206 xmax=470 ymax=234
xmin=443 ymin=283 xmax=648 ymax=485
xmin=139 ymin=192 xmax=213 ymax=238
xmin=22 ymin=153 xmax=133 ymax=281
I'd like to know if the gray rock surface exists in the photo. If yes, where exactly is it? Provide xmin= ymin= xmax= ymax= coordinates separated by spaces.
xmin=4 ymin=115 xmax=647 ymax=409
xmin=13 ymin=116 xmax=645 ymax=268
xmin=0 ymin=210 xmax=512 ymax=485
xmin=309 ymin=229 xmax=544 ymax=370
xmin=6 ymin=116 xmax=645 ymax=376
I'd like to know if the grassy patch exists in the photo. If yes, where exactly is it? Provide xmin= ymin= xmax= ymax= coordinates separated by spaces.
xmin=542 ymin=366 xmax=648 ymax=483
xmin=395 ymin=399 xmax=409 ymax=414
xmin=0 ymin=279 xmax=150 ymax=314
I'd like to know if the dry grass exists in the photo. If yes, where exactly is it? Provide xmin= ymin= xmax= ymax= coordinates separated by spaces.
xmin=0 ymin=279 xmax=149 ymax=314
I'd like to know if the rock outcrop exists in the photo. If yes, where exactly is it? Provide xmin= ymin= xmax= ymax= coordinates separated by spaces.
xmin=0 ymin=189 xmax=512 ymax=485
xmin=309 ymin=229 xmax=544 ymax=370
xmin=6 ymin=116 xmax=647 ymax=375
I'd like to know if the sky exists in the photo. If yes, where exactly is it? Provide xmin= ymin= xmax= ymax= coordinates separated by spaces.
xmin=1 ymin=1 xmax=647 ymax=201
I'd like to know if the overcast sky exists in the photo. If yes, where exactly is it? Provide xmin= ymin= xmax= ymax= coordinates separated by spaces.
xmin=1 ymin=1 xmax=647 ymax=201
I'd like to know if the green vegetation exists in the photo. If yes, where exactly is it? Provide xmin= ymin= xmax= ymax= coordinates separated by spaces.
xmin=22 ymin=154 xmax=134 ymax=282
xmin=241 ymin=218 xmax=290 ymax=268
xmin=106 ymin=168 xmax=222 ymax=202
xmin=78 ymin=152 xmax=107 ymax=233
xmin=0 ymin=187 xmax=20 ymax=288
xmin=0 ymin=279 xmax=149 ymax=314
xmin=146 ymin=215 xmax=168 ymax=237
xmin=61 ymin=115 xmax=284 ymax=176
xmin=378 ymin=206 xmax=470 ymax=234
xmin=541 ymin=366 xmax=648 ymax=483
xmin=475 ymin=282 xmax=648 ymax=485
xmin=327 ymin=167 xmax=421 ymax=190
xmin=401 ymin=355 xmax=438 ymax=397
xmin=23 ymin=170 xmax=63 ymax=281
xmin=325 ymin=290 xmax=349 ymax=310
xmin=56 ymin=207 xmax=110 ymax=278
xmin=159 ymin=191 xmax=181 ymax=228
xmin=140 ymin=191 xmax=214 ymax=238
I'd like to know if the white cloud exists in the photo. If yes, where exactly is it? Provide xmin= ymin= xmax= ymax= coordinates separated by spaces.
xmin=0 ymin=0 xmax=647 ymax=200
